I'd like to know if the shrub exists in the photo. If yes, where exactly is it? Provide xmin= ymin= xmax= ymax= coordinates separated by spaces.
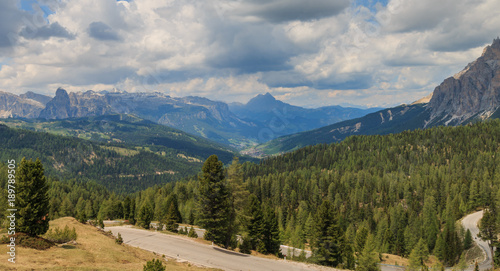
xmin=143 ymin=259 xmax=165 ymax=271
xmin=116 ymin=233 xmax=123 ymax=245
xmin=187 ymin=226 xmax=198 ymax=238
xmin=16 ymin=233 xmax=54 ymax=250
xmin=44 ymin=225 xmax=77 ymax=244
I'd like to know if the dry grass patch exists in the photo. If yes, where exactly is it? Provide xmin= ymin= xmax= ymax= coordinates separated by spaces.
xmin=381 ymin=253 xmax=439 ymax=268
xmin=381 ymin=253 xmax=409 ymax=267
xmin=0 ymin=217 xmax=218 ymax=271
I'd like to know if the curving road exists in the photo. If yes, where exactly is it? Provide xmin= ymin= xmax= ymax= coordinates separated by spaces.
xmin=461 ymin=210 xmax=494 ymax=271
xmin=108 ymin=226 xmax=338 ymax=271
xmin=107 ymin=210 xmax=492 ymax=271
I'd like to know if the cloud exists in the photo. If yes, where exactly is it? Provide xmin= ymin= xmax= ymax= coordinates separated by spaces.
xmin=0 ymin=0 xmax=498 ymax=108
xmin=0 ymin=2 xmax=26 ymax=49
xmin=88 ymin=21 xmax=121 ymax=41
xmin=205 ymin=22 xmax=296 ymax=73
xmin=237 ymin=0 xmax=350 ymax=23
xmin=20 ymin=22 xmax=75 ymax=40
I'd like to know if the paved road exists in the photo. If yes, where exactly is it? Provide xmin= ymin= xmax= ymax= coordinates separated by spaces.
xmin=176 ymin=225 xmax=312 ymax=258
xmin=108 ymin=226 xmax=338 ymax=271
xmin=107 ymin=210 xmax=492 ymax=271
xmin=461 ymin=210 xmax=494 ymax=271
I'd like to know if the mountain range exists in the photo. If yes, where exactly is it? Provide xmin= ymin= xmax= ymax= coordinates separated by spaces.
xmin=0 ymin=88 xmax=378 ymax=148
xmin=255 ymin=38 xmax=500 ymax=155
xmin=229 ymin=92 xmax=380 ymax=141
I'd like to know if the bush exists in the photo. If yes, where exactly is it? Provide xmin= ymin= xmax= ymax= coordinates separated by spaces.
xmin=239 ymin=236 xmax=252 ymax=254
xmin=116 ymin=233 xmax=123 ymax=245
xmin=187 ymin=226 xmax=198 ymax=238
xmin=44 ymin=225 xmax=77 ymax=244
xmin=16 ymin=233 xmax=54 ymax=250
xmin=179 ymin=227 xmax=187 ymax=235
xmin=98 ymin=219 xmax=105 ymax=229
xmin=143 ymin=259 xmax=165 ymax=271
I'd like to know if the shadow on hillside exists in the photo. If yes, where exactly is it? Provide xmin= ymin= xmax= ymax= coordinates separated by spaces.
xmin=61 ymin=244 xmax=76 ymax=249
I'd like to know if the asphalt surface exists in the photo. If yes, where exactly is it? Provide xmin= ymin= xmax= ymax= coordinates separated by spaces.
xmin=461 ymin=210 xmax=494 ymax=271
xmin=108 ymin=226 xmax=338 ymax=271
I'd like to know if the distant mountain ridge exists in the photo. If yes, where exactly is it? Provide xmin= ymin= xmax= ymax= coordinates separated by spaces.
xmin=229 ymin=92 xmax=381 ymax=140
xmin=256 ymin=38 xmax=500 ymax=156
xmin=0 ymin=89 xmax=379 ymax=147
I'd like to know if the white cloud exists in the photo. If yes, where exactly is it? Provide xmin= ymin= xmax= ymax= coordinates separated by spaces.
xmin=0 ymin=0 xmax=498 ymax=108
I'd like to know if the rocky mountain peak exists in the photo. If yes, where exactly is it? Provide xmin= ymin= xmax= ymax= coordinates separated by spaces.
xmin=428 ymin=39 xmax=500 ymax=126
xmin=245 ymin=92 xmax=282 ymax=112
xmin=39 ymin=88 xmax=74 ymax=119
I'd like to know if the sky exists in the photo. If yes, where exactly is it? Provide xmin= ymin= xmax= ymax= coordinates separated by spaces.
xmin=0 ymin=0 xmax=498 ymax=108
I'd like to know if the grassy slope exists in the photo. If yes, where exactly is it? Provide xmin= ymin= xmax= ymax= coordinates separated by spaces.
xmin=0 ymin=217 xmax=219 ymax=271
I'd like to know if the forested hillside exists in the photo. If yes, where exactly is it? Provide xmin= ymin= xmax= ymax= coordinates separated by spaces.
xmin=0 ymin=124 xmax=202 ymax=192
xmin=0 ymin=114 xmax=240 ymax=164
xmin=2 ymin=120 xmax=500 ymax=268
xmin=131 ymin=120 xmax=500 ymax=267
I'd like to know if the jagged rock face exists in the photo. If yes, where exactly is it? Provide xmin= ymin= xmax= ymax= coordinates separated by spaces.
xmin=0 ymin=91 xmax=45 ymax=118
xmin=39 ymin=88 xmax=74 ymax=119
xmin=429 ymin=38 xmax=500 ymax=125
xmin=19 ymin=91 xmax=52 ymax=105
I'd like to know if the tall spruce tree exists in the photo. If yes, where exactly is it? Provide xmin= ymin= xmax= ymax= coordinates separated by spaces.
xmin=262 ymin=205 xmax=281 ymax=255
xmin=164 ymin=202 xmax=179 ymax=232
xmin=138 ymin=203 xmax=153 ymax=229
xmin=356 ymin=234 xmax=380 ymax=271
xmin=408 ymin=238 xmax=429 ymax=271
xmin=246 ymin=194 xmax=265 ymax=250
xmin=227 ymin=157 xmax=250 ymax=232
xmin=312 ymin=200 xmax=344 ymax=267
xmin=164 ymin=194 xmax=182 ymax=223
xmin=16 ymin=158 xmax=50 ymax=236
xmin=197 ymin=155 xmax=234 ymax=248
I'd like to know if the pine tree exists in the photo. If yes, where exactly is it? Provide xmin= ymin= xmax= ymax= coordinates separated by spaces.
xmin=197 ymin=155 xmax=234 ymax=248
xmin=164 ymin=202 xmax=179 ymax=232
xmin=262 ymin=205 xmax=281 ymax=255
xmin=188 ymin=226 xmax=198 ymax=238
xmin=312 ymin=200 xmax=344 ymax=267
xmin=355 ymin=226 xmax=369 ymax=255
xmin=129 ymin=199 xmax=136 ymax=225
xmin=246 ymin=194 xmax=265 ymax=250
xmin=16 ymin=158 xmax=50 ymax=236
xmin=138 ymin=203 xmax=153 ymax=229
xmin=143 ymin=259 xmax=165 ymax=271
xmin=433 ymin=232 xmax=445 ymax=261
xmin=227 ymin=157 xmax=250 ymax=216
xmin=463 ymin=229 xmax=472 ymax=250
xmin=164 ymin=194 xmax=182 ymax=223
xmin=304 ymin=212 xmax=315 ymax=243
xmin=123 ymin=196 xmax=131 ymax=220
xmin=423 ymin=196 xmax=439 ymax=251
xmin=356 ymin=234 xmax=380 ymax=271
xmin=409 ymin=238 xmax=429 ymax=271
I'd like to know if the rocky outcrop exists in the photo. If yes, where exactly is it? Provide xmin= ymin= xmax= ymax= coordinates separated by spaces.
xmin=0 ymin=91 xmax=45 ymax=118
xmin=428 ymin=38 xmax=500 ymax=125
xmin=39 ymin=88 xmax=75 ymax=119
xmin=19 ymin=91 xmax=52 ymax=105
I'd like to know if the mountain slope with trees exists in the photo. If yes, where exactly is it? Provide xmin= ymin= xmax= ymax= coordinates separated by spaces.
xmin=0 ymin=124 xmax=204 ymax=193
xmin=0 ymin=114 xmax=240 ymax=164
